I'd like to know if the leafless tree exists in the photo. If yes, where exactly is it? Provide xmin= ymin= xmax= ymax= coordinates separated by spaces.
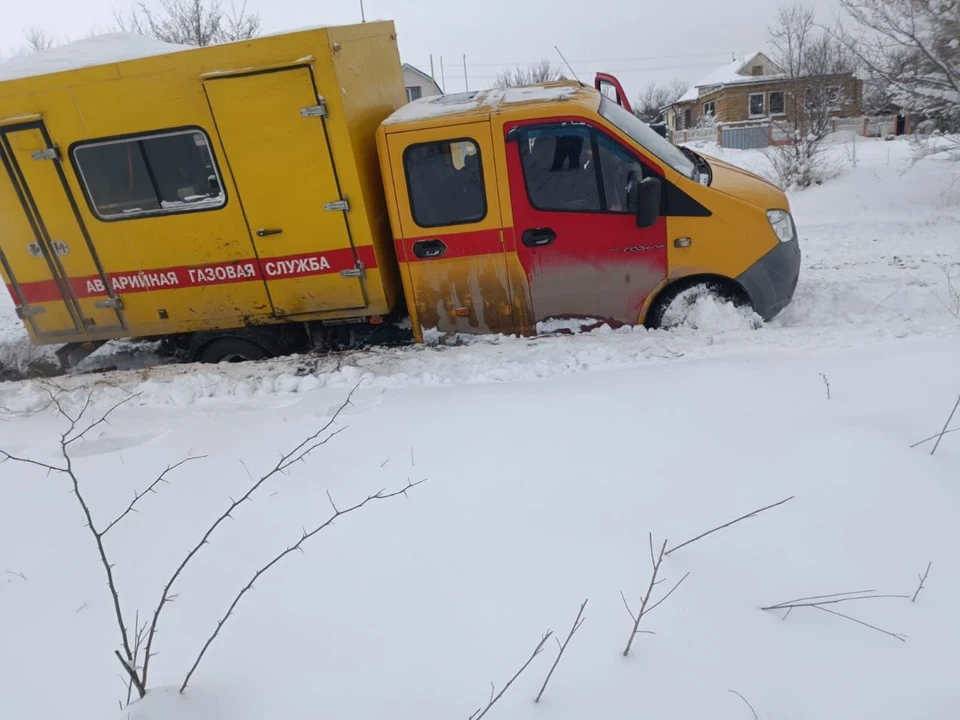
xmin=838 ymin=0 xmax=960 ymax=132
xmin=634 ymin=79 xmax=689 ymax=122
xmin=492 ymin=59 xmax=565 ymax=88
xmin=21 ymin=26 xmax=58 ymax=52
xmin=620 ymin=534 xmax=689 ymax=656
xmin=766 ymin=2 xmax=857 ymax=188
xmin=0 ymin=383 xmax=419 ymax=700
xmin=115 ymin=0 xmax=260 ymax=47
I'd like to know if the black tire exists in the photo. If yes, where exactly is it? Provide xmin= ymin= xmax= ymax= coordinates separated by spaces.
xmin=645 ymin=279 xmax=745 ymax=330
xmin=196 ymin=337 xmax=270 ymax=364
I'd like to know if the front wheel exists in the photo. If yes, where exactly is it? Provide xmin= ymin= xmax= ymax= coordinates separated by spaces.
xmin=645 ymin=280 xmax=753 ymax=330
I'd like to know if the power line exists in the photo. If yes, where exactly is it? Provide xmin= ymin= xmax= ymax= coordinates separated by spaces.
xmin=464 ymin=51 xmax=733 ymax=68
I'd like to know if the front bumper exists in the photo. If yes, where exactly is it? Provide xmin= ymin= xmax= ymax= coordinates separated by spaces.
xmin=736 ymin=238 xmax=801 ymax=321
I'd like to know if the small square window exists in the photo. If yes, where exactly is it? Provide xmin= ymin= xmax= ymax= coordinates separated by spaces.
xmin=406 ymin=86 xmax=423 ymax=102
xmin=749 ymin=93 xmax=765 ymax=117
xmin=403 ymin=139 xmax=485 ymax=227
xmin=751 ymin=65 xmax=763 ymax=76
xmin=703 ymin=100 xmax=716 ymax=117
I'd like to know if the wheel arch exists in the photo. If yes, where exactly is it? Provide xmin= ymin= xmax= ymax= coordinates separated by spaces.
xmin=642 ymin=273 xmax=750 ymax=328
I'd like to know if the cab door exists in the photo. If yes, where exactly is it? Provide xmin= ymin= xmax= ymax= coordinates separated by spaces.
xmin=203 ymin=66 xmax=366 ymax=317
xmin=386 ymin=122 xmax=514 ymax=337
xmin=503 ymin=119 xmax=668 ymax=327
xmin=1 ymin=122 xmax=123 ymax=337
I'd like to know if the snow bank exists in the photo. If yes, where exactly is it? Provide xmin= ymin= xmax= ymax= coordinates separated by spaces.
xmin=0 ymin=33 xmax=192 ymax=82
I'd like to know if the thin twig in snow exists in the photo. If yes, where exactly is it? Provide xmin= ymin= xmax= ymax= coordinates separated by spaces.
xmin=761 ymin=592 xmax=909 ymax=611
xmin=728 ymin=689 xmax=759 ymax=720
xmin=762 ymin=589 xmax=908 ymax=643
xmin=910 ymin=428 xmax=960 ymax=448
xmin=535 ymin=599 xmax=587 ymax=703
xmin=912 ymin=561 xmax=932 ymax=602
xmin=930 ymin=395 xmax=960 ymax=456
xmin=142 ymin=383 xmax=361 ymax=689
xmin=812 ymin=604 xmax=907 ymax=642
xmin=820 ymin=373 xmax=831 ymax=400
xmin=665 ymin=497 xmax=795 ymax=556
xmin=622 ymin=534 xmax=689 ymax=656
xmin=101 ymin=456 xmax=206 ymax=536
xmin=468 ymin=630 xmax=553 ymax=720
xmin=180 ymin=478 xmax=425 ymax=693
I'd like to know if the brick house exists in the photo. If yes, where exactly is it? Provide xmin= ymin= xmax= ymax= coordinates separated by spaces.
xmin=663 ymin=52 xmax=863 ymax=132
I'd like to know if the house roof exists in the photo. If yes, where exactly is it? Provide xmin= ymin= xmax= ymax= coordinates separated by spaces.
xmin=673 ymin=52 xmax=785 ymax=106
xmin=402 ymin=62 xmax=443 ymax=94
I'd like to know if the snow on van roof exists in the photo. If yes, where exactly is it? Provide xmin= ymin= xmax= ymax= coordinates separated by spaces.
xmin=0 ymin=33 xmax=192 ymax=83
xmin=383 ymin=83 xmax=579 ymax=125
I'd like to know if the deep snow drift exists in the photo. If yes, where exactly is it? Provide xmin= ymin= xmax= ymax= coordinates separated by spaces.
xmin=1 ymin=136 xmax=959 ymax=720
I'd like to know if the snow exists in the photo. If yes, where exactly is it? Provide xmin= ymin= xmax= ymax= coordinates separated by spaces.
xmin=2 ymin=135 xmax=960 ymax=720
xmin=382 ymin=84 xmax=578 ymax=125
xmin=677 ymin=52 xmax=781 ymax=104
xmin=0 ymin=33 xmax=192 ymax=83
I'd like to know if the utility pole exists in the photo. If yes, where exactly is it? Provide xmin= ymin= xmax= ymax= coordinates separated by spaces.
xmin=360 ymin=0 xmax=366 ymax=22
xmin=463 ymin=54 xmax=468 ymax=91
xmin=430 ymin=54 xmax=435 ymax=82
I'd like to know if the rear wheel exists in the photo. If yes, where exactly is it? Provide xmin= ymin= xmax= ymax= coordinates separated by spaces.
xmin=646 ymin=279 xmax=747 ymax=330
xmin=196 ymin=337 xmax=270 ymax=364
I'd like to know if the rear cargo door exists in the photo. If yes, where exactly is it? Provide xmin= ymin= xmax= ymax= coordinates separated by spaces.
xmin=203 ymin=67 xmax=366 ymax=317
xmin=1 ymin=122 xmax=123 ymax=337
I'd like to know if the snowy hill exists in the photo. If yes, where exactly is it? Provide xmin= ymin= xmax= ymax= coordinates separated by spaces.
xmin=1 ymin=136 xmax=959 ymax=720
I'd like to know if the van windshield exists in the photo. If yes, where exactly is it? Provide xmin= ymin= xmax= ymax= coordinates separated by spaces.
xmin=599 ymin=97 xmax=696 ymax=179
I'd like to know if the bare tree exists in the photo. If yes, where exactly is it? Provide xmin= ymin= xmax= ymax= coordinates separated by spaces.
xmin=0 ymin=383 xmax=419 ymax=700
xmin=115 ymin=0 xmax=260 ymax=46
xmin=766 ymin=2 xmax=857 ymax=188
xmin=839 ymin=0 xmax=960 ymax=132
xmin=21 ymin=26 xmax=58 ymax=52
xmin=634 ymin=79 xmax=689 ymax=122
xmin=492 ymin=59 xmax=565 ymax=88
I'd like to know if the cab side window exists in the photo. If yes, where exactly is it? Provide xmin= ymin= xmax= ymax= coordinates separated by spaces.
xmin=403 ymin=139 xmax=486 ymax=228
xmin=518 ymin=124 xmax=645 ymax=214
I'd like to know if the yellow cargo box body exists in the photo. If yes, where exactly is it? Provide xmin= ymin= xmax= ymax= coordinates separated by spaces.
xmin=0 ymin=23 xmax=405 ymax=347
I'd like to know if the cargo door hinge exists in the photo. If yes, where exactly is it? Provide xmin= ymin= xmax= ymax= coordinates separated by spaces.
xmin=324 ymin=198 xmax=350 ymax=212
xmin=95 ymin=296 xmax=124 ymax=310
xmin=15 ymin=305 xmax=45 ymax=318
xmin=339 ymin=262 xmax=365 ymax=279
xmin=30 ymin=146 xmax=59 ymax=161
xmin=300 ymin=99 xmax=328 ymax=118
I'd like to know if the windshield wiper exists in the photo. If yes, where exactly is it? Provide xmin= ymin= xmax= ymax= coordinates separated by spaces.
xmin=680 ymin=146 xmax=711 ymax=184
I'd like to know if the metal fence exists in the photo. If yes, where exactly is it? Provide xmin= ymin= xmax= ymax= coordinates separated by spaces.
xmin=720 ymin=123 xmax=772 ymax=149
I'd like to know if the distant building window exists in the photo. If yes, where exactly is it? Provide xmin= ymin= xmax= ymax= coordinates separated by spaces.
xmin=72 ymin=128 xmax=225 ymax=221
xmin=769 ymin=91 xmax=785 ymax=115
xmin=403 ymin=139 xmax=485 ymax=227
xmin=703 ymin=100 xmax=716 ymax=117
xmin=406 ymin=86 xmax=423 ymax=102
xmin=749 ymin=92 xmax=766 ymax=117
xmin=751 ymin=65 xmax=763 ymax=76
xmin=683 ymin=108 xmax=692 ymax=129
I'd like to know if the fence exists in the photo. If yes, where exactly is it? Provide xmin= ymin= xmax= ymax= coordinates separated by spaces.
xmin=673 ymin=115 xmax=905 ymax=149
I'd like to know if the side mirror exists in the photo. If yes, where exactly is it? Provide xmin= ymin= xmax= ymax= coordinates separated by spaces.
xmin=635 ymin=177 xmax=662 ymax=229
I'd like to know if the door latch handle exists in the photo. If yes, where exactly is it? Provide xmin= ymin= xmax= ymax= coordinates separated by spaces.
xmin=521 ymin=228 xmax=557 ymax=247
xmin=256 ymin=228 xmax=283 ymax=237
xmin=412 ymin=239 xmax=447 ymax=259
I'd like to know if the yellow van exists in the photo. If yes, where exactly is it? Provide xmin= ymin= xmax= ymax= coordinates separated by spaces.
xmin=0 ymin=21 xmax=800 ymax=367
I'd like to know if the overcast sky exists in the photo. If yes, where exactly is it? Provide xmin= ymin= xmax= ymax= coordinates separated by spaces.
xmin=1 ymin=0 xmax=846 ymax=97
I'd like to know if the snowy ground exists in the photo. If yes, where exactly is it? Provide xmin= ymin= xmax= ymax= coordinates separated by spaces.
xmin=1 ymin=136 xmax=959 ymax=720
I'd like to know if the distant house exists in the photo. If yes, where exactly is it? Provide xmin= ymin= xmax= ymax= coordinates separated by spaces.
xmin=663 ymin=52 xmax=862 ymax=132
xmin=402 ymin=63 xmax=443 ymax=103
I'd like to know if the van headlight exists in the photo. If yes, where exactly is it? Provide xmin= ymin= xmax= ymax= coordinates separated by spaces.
xmin=766 ymin=210 xmax=795 ymax=243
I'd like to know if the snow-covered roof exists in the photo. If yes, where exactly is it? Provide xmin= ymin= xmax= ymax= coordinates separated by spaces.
xmin=383 ymin=83 xmax=579 ymax=125
xmin=674 ymin=52 xmax=784 ymax=106
xmin=0 ymin=33 xmax=192 ymax=83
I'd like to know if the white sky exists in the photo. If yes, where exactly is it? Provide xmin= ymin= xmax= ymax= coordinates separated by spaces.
xmin=1 ymin=0 xmax=845 ymax=98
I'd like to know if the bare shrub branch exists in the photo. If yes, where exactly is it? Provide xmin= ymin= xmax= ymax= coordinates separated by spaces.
xmin=820 ymin=373 xmax=831 ymax=400
xmin=102 ymin=456 xmax=205 ymax=536
xmin=666 ymin=496 xmax=795 ymax=556
xmin=180 ymin=477 xmax=425 ymax=692
xmin=912 ymin=561 xmax=932 ymax=602
xmin=535 ymin=599 xmax=587 ymax=703
xmin=728 ymin=689 xmax=760 ymax=720
xmin=930 ymin=395 xmax=960 ymax=456
xmin=141 ymin=383 xmax=361 ymax=687
xmin=468 ymin=630 xmax=553 ymax=720
xmin=762 ymin=589 xmax=908 ymax=642
xmin=622 ymin=534 xmax=689 ymax=656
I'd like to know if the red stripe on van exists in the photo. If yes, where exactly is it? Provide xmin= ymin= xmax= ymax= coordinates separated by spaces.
xmin=5 ymin=245 xmax=379 ymax=307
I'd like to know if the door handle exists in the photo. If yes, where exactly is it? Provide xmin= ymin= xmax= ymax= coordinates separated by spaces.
xmin=256 ymin=228 xmax=283 ymax=237
xmin=521 ymin=228 xmax=556 ymax=247
xmin=412 ymin=239 xmax=447 ymax=259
